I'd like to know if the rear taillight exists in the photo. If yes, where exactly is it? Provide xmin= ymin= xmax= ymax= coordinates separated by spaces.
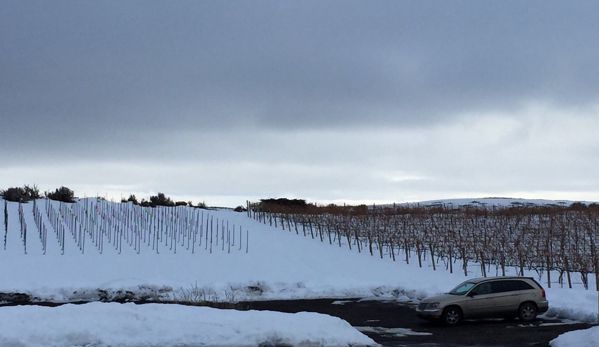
xmin=541 ymin=288 xmax=546 ymax=298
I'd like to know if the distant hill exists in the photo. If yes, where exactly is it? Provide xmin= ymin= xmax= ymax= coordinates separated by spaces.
xmin=403 ymin=197 xmax=592 ymax=207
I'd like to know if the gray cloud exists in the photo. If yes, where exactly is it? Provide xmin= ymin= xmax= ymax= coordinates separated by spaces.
xmin=4 ymin=2 xmax=599 ymax=137
xmin=1 ymin=1 xmax=599 ymax=205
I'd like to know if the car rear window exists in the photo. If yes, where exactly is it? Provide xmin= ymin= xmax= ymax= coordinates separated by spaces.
xmin=513 ymin=280 xmax=534 ymax=290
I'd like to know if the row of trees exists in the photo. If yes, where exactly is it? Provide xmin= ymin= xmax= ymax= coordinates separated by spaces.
xmin=248 ymin=199 xmax=599 ymax=290
xmin=0 ymin=185 xmax=75 ymax=203
xmin=0 ymin=185 xmax=208 ymax=209
xmin=121 ymin=193 xmax=207 ymax=209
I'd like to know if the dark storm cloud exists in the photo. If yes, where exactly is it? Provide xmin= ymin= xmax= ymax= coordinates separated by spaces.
xmin=2 ymin=0 xmax=599 ymax=156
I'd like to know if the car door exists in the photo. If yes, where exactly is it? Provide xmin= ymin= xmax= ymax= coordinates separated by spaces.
xmin=491 ymin=280 xmax=521 ymax=316
xmin=461 ymin=282 xmax=496 ymax=318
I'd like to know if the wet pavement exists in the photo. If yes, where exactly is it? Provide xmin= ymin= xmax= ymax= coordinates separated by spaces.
xmin=245 ymin=298 xmax=597 ymax=347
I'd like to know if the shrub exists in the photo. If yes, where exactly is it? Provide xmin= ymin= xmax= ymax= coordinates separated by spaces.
xmin=148 ymin=193 xmax=175 ymax=207
xmin=23 ymin=184 xmax=41 ymax=200
xmin=0 ymin=184 xmax=41 ymax=202
xmin=257 ymin=198 xmax=308 ymax=212
xmin=122 ymin=194 xmax=139 ymax=205
xmin=0 ymin=187 xmax=28 ymax=202
xmin=46 ymin=186 xmax=75 ymax=203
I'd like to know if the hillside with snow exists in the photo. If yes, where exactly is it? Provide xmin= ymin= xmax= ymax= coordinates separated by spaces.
xmin=0 ymin=197 xmax=597 ymax=346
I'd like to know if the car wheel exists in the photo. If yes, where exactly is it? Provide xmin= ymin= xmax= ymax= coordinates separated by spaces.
xmin=441 ymin=306 xmax=462 ymax=326
xmin=518 ymin=303 xmax=537 ymax=322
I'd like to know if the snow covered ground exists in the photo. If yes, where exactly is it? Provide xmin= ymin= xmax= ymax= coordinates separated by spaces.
xmin=550 ymin=325 xmax=599 ymax=347
xmin=0 ymin=302 xmax=373 ymax=347
xmin=0 ymin=197 xmax=597 ymax=346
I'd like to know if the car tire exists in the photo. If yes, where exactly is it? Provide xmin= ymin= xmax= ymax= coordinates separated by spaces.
xmin=441 ymin=306 xmax=462 ymax=326
xmin=518 ymin=302 xmax=537 ymax=322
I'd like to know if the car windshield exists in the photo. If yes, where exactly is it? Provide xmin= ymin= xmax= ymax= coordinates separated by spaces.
xmin=448 ymin=281 xmax=476 ymax=295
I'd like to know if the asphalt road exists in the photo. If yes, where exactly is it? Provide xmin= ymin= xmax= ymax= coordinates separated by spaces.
xmin=245 ymin=298 xmax=596 ymax=347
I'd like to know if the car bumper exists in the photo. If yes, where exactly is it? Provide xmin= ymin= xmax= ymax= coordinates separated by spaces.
xmin=537 ymin=300 xmax=549 ymax=314
xmin=416 ymin=309 xmax=443 ymax=320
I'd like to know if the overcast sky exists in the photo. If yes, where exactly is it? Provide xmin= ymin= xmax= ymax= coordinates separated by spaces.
xmin=2 ymin=0 xmax=599 ymax=207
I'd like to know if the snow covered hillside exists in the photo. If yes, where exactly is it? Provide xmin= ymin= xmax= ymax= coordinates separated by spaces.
xmin=0 ymin=197 xmax=598 ymax=346
xmin=0 ymin=197 xmax=597 ymax=317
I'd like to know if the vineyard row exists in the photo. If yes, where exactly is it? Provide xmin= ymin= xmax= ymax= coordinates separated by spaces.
xmin=2 ymin=199 xmax=249 ymax=255
xmin=247 ymin=201 xmax=599 ymax=291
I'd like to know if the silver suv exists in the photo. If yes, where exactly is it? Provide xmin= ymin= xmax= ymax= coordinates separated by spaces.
xmin=416 ymin=276 xmax=548 ymax=325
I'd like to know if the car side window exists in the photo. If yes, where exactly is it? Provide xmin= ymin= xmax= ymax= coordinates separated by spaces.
xmin=491 ymin=281 xmax=509 ymax=293
xmin=471 ymin=283 xmax=492 ymax=295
